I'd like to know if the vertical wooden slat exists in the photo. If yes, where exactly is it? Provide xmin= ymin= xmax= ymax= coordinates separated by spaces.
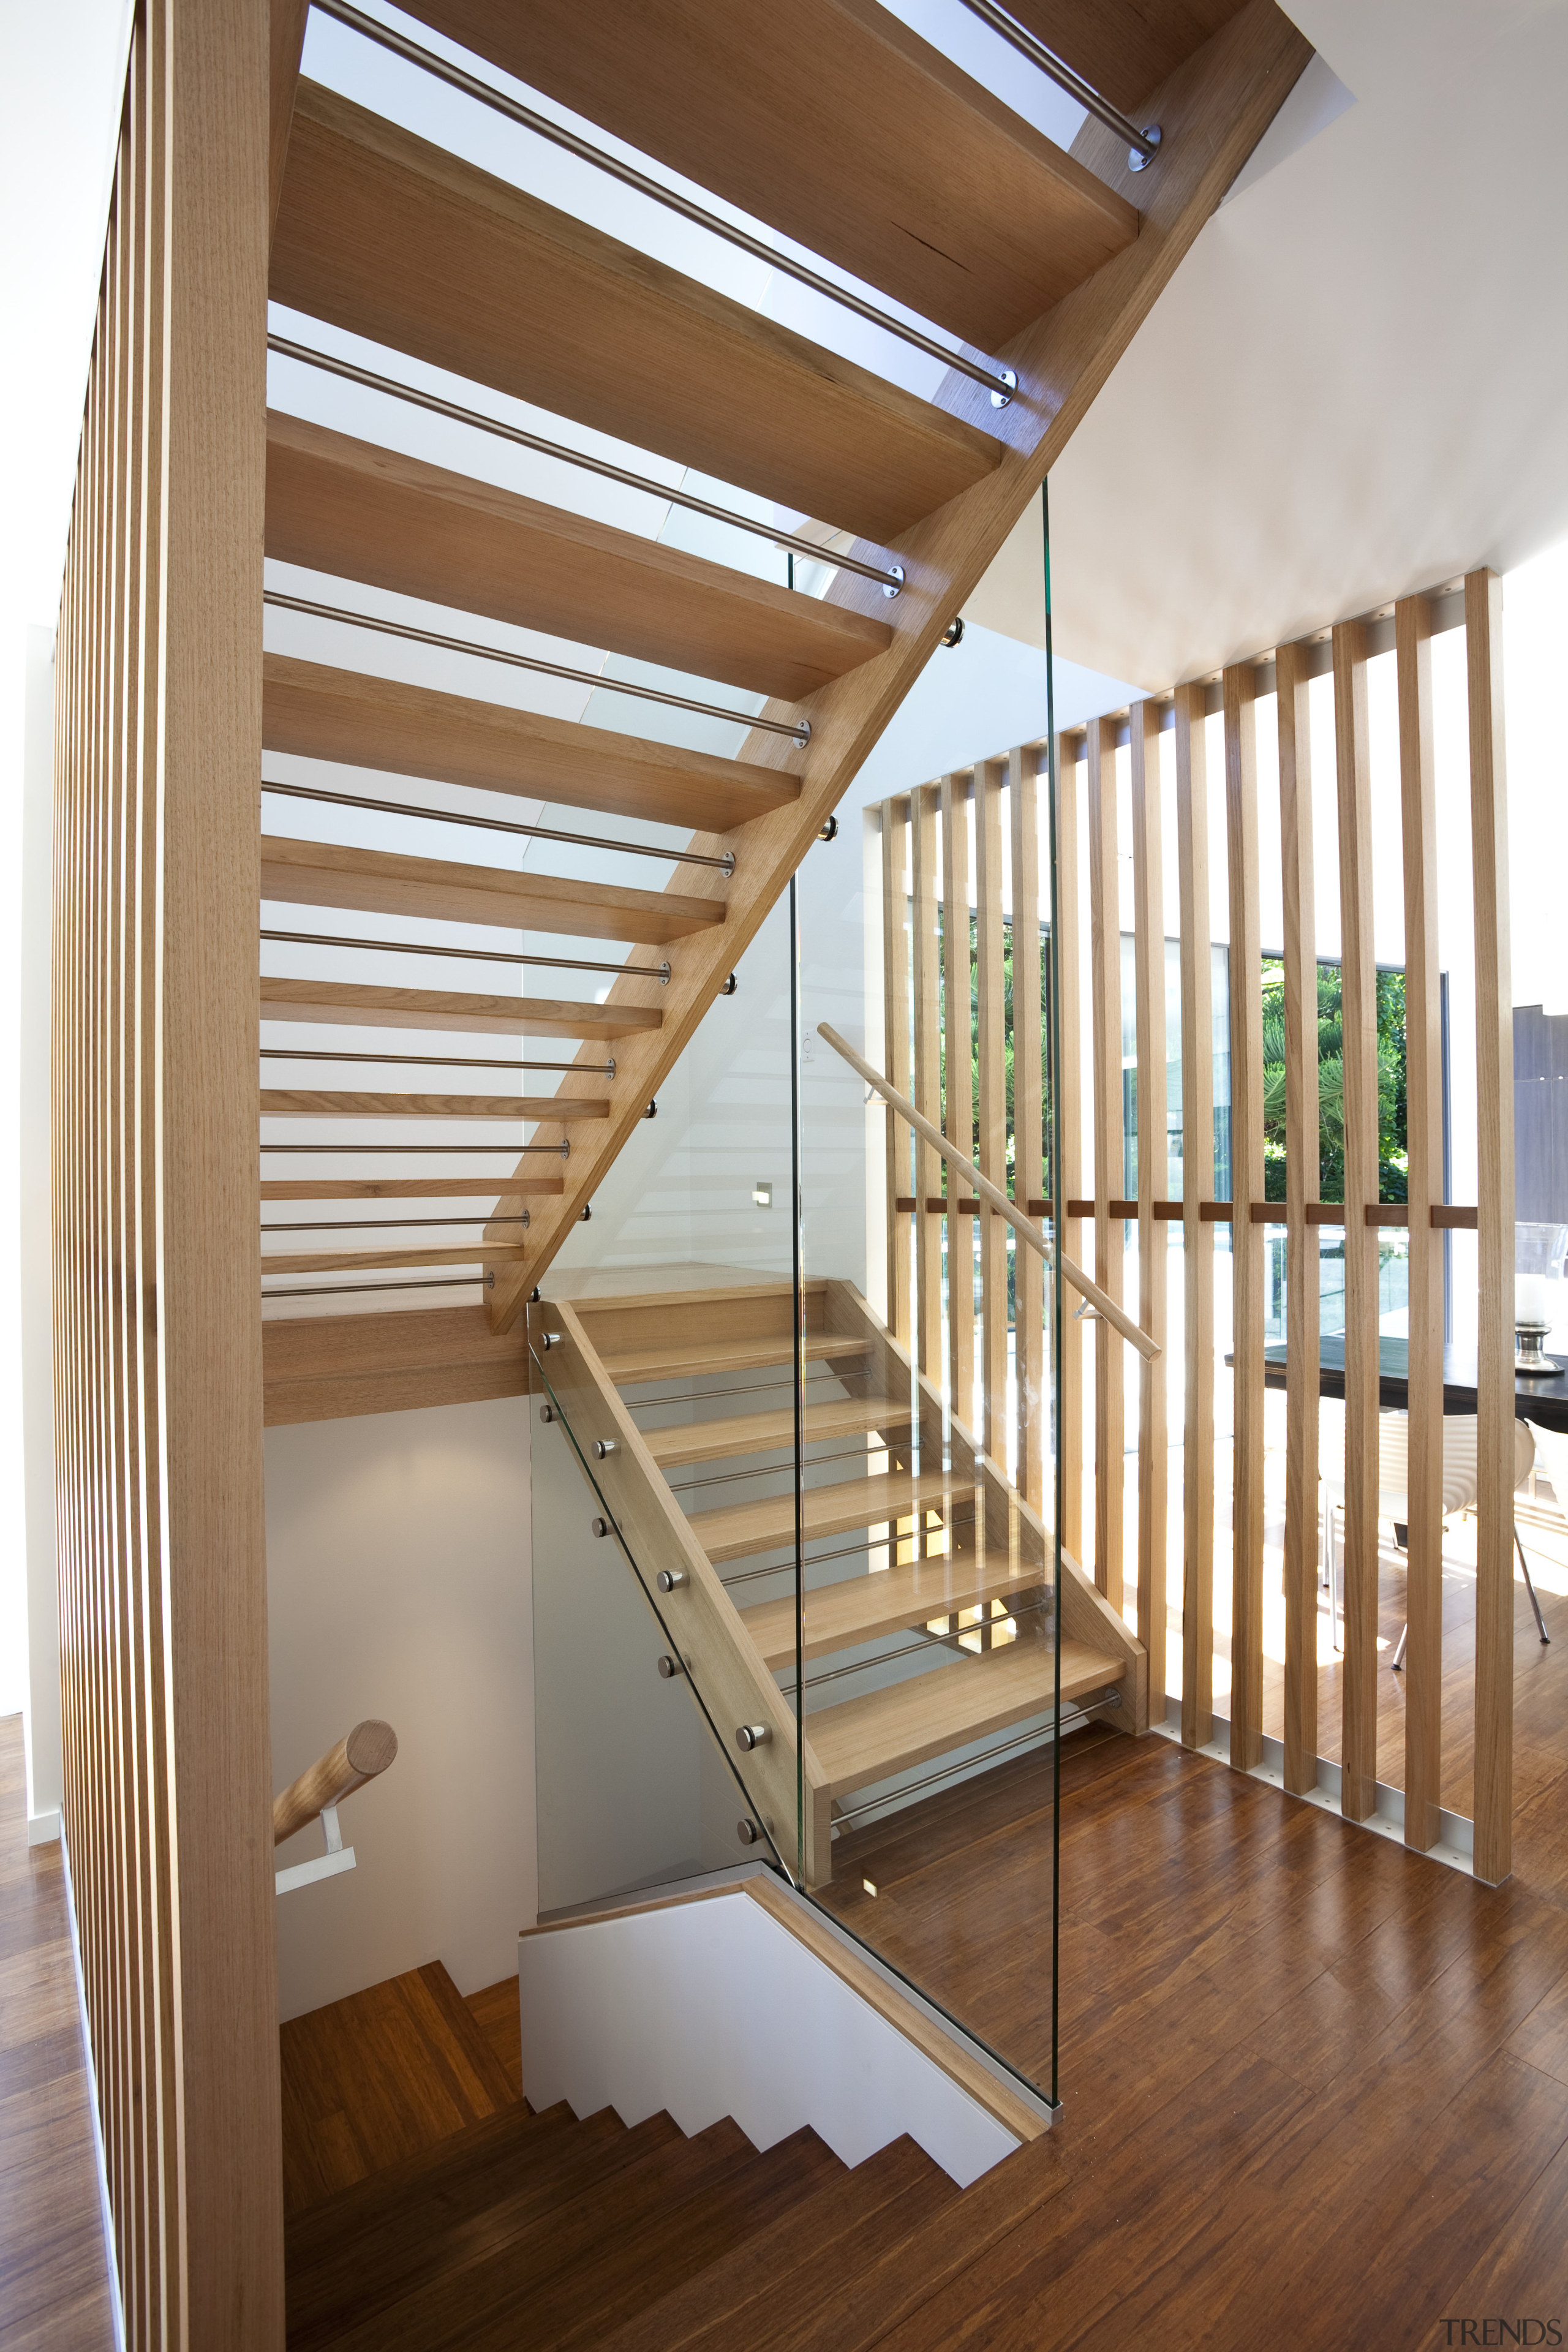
xmin=1467 ymin=568 xmax=1515 ymax=1886
xmin=975 ymin=760 xmax=1010 ymax=1465
xmin=1277 ymin=638 xmax=1319 ymax=1795
xmin=51 ymin=5 xmax=283 ymax=2340
xmin=1130 ymin=702 xmax=1168 ymax=1711
xmin=911 ymin=782 xmax=944 ymax=1385
xmin=1224 ymin=663 xmax=1265 ymax=1771
xmin=1397 ymin=595 xmax=1444 ymax=1851
xmin=881 ymin=796 xmax=912 ymax=1346
xmin=1011 ymin=745 xmax=1046 ymax=1512
xmin=1333 ymin=619 xmax=1380 ymax=1821
xmin=1087 ymin=717 xmax=1125 ymax=1608
xmin=1054 ymin=731 xmax=1086 ymax=1566
xmin=1174 ymin=685 xmax=1215 ymax=1749
xmin=942 ymin=772 xmax=976 ymax=1429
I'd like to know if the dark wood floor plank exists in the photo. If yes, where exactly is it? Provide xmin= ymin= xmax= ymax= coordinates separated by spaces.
xmin=464 ymin=1978 xmax=522 ymax=2098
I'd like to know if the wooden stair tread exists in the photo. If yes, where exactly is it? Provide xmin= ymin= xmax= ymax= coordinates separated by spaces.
xmin=465 ymin=1978 xmax=522 ymax=2098
xmin=1002 ymin=0 xmax=1252 ymax=115
xmin=600 ymin=1333 xmax=866 ymax=1385
xmin=278 ymin=1960 xmax=521 ymax=2218
xmin=416 ymin=0 xmax=1139 ymax=350
xmin=287 ymin=2106 xmax=677 ymax=2350
xmin=259 ymin=1088 xmax=606 ymax=1120
xmin=271 ymin=80 xmax=1002 ymax=544
xmin=261 ymin=1176 xmax=564 ymax=1201
xmin=646 ymin=1393 xmax=913 ymax=1468
xmin=260 ymin=832 xmax=724 ymax=948
xmin=742 ymin=1546 xmax=1049 ymax=1666
xmin=260 ymin=1241 xmax=527 ymax=1277
xmin=260 ymin=973 xmax=663 ymax=1041
xmin=266 ymin=412 xmax=892 ymax=703
xmin=690 ymin=1466 xmax=972 ymax=1565
xmin=592 ymin=2137 xmax=959 ymax=2352
xmin=314 ymin=2115 xmax=762 ymax=2352
xmin=262 ymin=654 xmax=799 ymax=834
xmin=809 ymin=1636 xmax=1126 ymax=1796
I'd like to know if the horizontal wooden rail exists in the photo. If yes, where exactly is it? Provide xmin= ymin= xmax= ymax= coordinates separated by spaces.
xmin=273 ymin=1719 xmax=398 ymax=1845
xmin=818 ymin=1023 xmax=1159 ymax=1362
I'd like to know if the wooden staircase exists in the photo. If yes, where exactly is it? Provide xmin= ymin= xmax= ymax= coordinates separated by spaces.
xmin=532 ymin=1273 xmax=1143 ymax=1883
xmin=261 ymin=0 xmax=1313 ymax=1371
xmin=280 ymin=1961 xmax=972 ymax=2351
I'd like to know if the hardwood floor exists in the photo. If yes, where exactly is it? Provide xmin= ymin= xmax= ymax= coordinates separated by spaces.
xmin=824 ymin=1720 xmax=1568 ymax=2348
xmin=0 ymin=1716 xmax=116 ymax=2351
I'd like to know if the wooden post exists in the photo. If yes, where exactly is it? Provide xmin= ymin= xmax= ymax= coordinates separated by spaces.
xmin=1467 ymin=568 xmax=1515 ymax=1886
xmin=1224 ymin=663 xmax=1265 ymax=1771
xmin=975 ymin=760 xmax=1010 ymax=1466
xmin=881 ymin=796 xmax=912 ymax=1346
xmin=1087 ymin=716 xmax=1125 ymax=1608
xmin=942 ymin=771 xmax=976 ymax=1430
xmin=1130 ymin=701 xmax=1169 ymax=1713
xmin=1174 ymin=685 xmax=1215 ymax=1749
xmin=1397 ymin=595 xmax=1444 ymax=1852
xmin=1054 ymin=731 xmax=1086 ymax=1567
xmin=1333 ymin=619 xmax=1379 ymax=1822
xmin=911 ymin=783 xmax=944 ymax=1385
xmin=1277 ymin=638 xmax=1319 ymax=1795
xmin=1011 ymin=744 xmax=1046 ymax=1512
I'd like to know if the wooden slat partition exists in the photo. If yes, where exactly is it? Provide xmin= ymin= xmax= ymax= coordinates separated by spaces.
xmin=1467 ymin=568 xmax=1515 ymax=1886
xmin=1129 ymin=703 xmax=1168 ymax=1706
xmin=1224 ymin=663 xmax=1265 ymax=1772
xmin=1333 ymin=620 xmax=1379 ymax=1821
xmin=51 ymin=4 xmax=282 ymax=2342
xmin=1174 ymin=686 xmax=1215 ymax=1750
xmin=1054 ymin=730 xmax=1087 ymax=1567
xmin=1397 ymin=596 xmax=1444 ymax=1850
xmin=1086 ymin=718 xmax=1125 ymax=1609
xmin=975 ymin=761 xmax=1010 ymax=1466
xmin=1276 ymin=638 xmax=1319 ymax=1795
xmin=943 ymin=771 xmax=977 ymax=1429
xmin=911 ymin=785 xmax=944 ymax=1384
xmin=1011 ymin=746 xmax=1046 ymax=1512
xmin=881 ymin=796 xmax=912 ymax=1346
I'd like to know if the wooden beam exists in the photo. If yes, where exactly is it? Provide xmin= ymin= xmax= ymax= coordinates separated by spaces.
xmin=262 ymin=1303 xmax=529 ymax=1424
xmin=1333 ymin=619 xmax=1379 ymax=1823
xmin=1276 ymin=638 xmax=1319 ymax=1795
xmin=262 ymin=655 xmax=800 ymax=834
xmin=1087 ymin=717 xmax=1124 ymax=1610
xmin=943 ymin=771 xmax=977 ymax=1431
xmin=975 ymin=760 xmax=1010 ymax=1467
xmin=1397 ymin=595 xmax=1444 ymax=1852
xmin=911 ymin=784 xmax=944 ymax=1387
xmin=1054 ymin=731 xmax=1086 ymax=1567
xmin=258 ymin=976 xmax=662 ymax=1039
xmin=1224 ymin=662 xmax=1265 ymax=1773
xmin=1011 ymin=745 xmax=1046 ymax=1513
xmin=271 ymin=79 xmax=1002 ymax=545
xmin=1174 ymin=684 xmax=1215 ymax=1750
xmin=258 ymin=834 xmax=723 ymax=947
xmin=1130 ymin=700 xmax=1168 ymax=1714
xmin=268 ymin=0 xmax=309 ymax=244
xmin=881 ymin=799 xmax=912 ymax=1346
xmin=1467 ymin=568 xmax=1515 ymax=1887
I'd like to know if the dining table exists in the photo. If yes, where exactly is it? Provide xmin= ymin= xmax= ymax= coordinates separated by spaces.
xmin=1254 ymin=1332 xmax=1568 ymax=1434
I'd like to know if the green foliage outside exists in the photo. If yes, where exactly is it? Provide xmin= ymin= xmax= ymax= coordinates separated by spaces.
xmin=1260 ymin=957 xmax=1408 ymax=1204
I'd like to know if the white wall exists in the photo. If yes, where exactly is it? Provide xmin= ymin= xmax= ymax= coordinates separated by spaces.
xmin=267 ymin=1395 xmax=534 ymax=2021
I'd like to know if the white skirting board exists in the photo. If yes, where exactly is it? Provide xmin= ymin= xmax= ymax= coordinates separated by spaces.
xmin=518 ymin=1881 xmax=1025 ymax=2188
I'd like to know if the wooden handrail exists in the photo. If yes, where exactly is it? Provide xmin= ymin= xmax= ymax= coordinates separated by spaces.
xmin=273 ymin=1719 xmax=398 ymax=1845
xmin=816 ymin=1024 xmax=1159 ymax=1363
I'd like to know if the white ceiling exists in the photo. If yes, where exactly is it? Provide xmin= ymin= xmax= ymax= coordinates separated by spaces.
xmin=967 ymin=0 xmax=1568 ymax=689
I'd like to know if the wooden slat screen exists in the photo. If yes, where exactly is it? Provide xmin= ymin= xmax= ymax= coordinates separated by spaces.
xmin=879 ymin=570 xmax=1517 ymax=1882
xmin=51 ymin=4 xmax=282 ymax=2342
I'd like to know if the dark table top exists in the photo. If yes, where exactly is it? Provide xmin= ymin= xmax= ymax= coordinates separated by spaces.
xmin=1253 ymin=1333 xmax=1568 ymax=1433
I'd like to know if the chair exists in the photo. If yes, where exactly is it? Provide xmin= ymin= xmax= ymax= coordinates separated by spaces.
xmin=1319 ymin=1411 xmax=1549 ymax=1664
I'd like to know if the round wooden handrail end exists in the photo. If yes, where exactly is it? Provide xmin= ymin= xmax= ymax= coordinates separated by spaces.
xmin=344 ymin=1719 xmax=398 ymax=1778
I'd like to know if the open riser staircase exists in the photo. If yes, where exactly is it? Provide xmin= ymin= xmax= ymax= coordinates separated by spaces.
xmin=258 ymin=0 xmax=1314 ymax=1357
xmin=532 ymin=1275 xmax=1145 ymax=1883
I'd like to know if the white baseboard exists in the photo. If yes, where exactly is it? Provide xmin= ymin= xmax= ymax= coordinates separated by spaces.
xmin=28 ymin=1808 xmax=60 ymax=1845
xmin=57 ymin=1826 xmax=127 ymax=2352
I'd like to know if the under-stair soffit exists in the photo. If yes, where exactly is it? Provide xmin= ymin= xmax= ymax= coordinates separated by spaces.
xmin=968 ymin=0 xmax=1568 ymax=691
xmin=262 ymin=0 xmax=1313 ymax=1332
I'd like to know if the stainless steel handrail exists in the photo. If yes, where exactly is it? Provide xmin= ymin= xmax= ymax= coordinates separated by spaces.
xmin=955 ymin=0 xmax=1161 ymax=167
xmin=260 ymin=927 xmax=673 ymax=984
xmin=267 ymin=334 xmax=905 ymax=592
xmin=259 ymin=1047 xmax=616 ymax=1074
xmin=311 ymin=0 xmax=1016 ymax=402
xmin=262 ymin=591 xmax=810 ymax=745
xmin=260 ymin=1271 xmax=497 ymax=1298
xmin=261 ymin=1213 xmax=530 ymax=1233
xmin=260 ymin=774 xmax=737 ymax=873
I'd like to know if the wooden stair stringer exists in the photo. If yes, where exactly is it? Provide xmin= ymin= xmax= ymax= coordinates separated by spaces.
xmin=484 ymin=2 xmax=1315 ymax=1331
